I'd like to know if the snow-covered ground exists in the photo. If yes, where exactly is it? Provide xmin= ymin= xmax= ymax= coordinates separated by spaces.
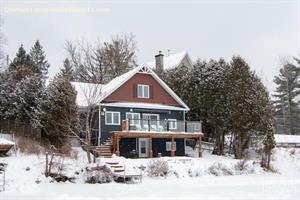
xmin=0 ymin=148 xmax=300 ymax=200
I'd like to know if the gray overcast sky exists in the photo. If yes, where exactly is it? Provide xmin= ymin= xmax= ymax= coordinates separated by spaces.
xmin=1 ymin=0 xmax=299 ymax=91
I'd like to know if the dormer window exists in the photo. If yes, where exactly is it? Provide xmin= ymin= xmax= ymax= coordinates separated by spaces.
xmin=137 ymin=84 xmax=150 ymax=98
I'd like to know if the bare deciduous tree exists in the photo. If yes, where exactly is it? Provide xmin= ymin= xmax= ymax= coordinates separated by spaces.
xmin=64 ymin=33 xmax=137 ymax=84
xmin=75 ymin=82 xmax=103 ymax=163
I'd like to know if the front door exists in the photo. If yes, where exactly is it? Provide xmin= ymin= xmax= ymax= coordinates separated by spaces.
xmin=138 ymin=138 xmax=149 ymax=158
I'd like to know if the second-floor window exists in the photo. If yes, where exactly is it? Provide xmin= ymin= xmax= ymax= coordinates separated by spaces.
xmin=137 ymin=84 xmax=150 ymax=98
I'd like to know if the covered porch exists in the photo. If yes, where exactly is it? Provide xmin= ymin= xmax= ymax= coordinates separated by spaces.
xmin=112 ymin=131 xmax=203 ymax=158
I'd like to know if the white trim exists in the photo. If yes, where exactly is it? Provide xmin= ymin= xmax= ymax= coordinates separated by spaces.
xmin=147 ymin=66 xmax=190 ymax=110
xmin=168 ymin=119 xmax=177 ymax=130
xmin=137 ymin=84 xmax=150 ymax=99
xmin=100 ymin=102 xmax=187 ymax=111
xmin=105 ymin=111 xmax=120 ymax=125
xmin=139 ymin=138 xmax=149 ymax=158
xmin=142 ymin=113 xmax=160 ymax=121
xmin=166 ymin=141 xmax=176 ymax=151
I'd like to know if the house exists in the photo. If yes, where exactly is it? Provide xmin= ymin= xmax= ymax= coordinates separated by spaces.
xmin=274 ymin=134 xmax=300 ymax=148
xmin=72 ymin=51 xmax=202 ymax=158
xmin=147 ymin=51 xmax=193 ymax=72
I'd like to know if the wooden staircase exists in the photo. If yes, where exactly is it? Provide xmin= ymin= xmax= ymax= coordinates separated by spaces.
xmin=93 ymin=137 xmax=113 ymax=158
xmin=105 ymin=162 xmax=142 ymax=183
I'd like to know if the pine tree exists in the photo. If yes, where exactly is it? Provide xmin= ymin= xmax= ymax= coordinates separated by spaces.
xmin=273 ymin=59 xmax=300 ymax=135
xmin=60 ymin=58 xmax=74 ymax=81
xmin=29 ymin=40 xmax=50 ymax=79
xmin=42 ymin=75 xmax=79 ymax=147
xmin=8 ymin=45 xmax=33 ymax=80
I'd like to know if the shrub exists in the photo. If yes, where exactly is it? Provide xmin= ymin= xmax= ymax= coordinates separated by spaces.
xmin=147 ymin=159 xmax=169 ymax=177
xmin=17 ymin=136 xmax=44 ymax=155
xmin=84 ymin=165 xmax=113 ymax=184
xmin=207 ymin=162 xmax=234 ymax=176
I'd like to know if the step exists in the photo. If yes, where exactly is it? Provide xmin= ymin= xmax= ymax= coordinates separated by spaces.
xmin=96 ymin=153 xmax=112 ymax=156
xmin=94 ymin=149 xmax=112 ymax=152
xmin=110 ymin=165 xmax=123 ymax=168
xmin=114 ymin=169 xmax=125 ymax=173
xmin=106 ymin=162 xmax=119 ymax=165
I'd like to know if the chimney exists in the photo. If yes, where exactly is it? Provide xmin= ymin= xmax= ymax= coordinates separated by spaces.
xmin=155 ymin=50 xmax=164 ymax=72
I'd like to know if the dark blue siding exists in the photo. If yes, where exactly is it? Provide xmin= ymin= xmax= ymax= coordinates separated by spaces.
xmin=91 ymin=105 xmax=185 ymax=157
xmin=99 ymin=106 xmax=184 ymax=143
xmin=152 ymin=138 xmax=185 ymax=157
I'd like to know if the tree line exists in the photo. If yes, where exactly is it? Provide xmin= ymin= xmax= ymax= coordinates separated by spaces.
xmin=0 ymin=34 xmax=138 ymax=153
xmin=159 ymin=57 xmax=276 ymax=161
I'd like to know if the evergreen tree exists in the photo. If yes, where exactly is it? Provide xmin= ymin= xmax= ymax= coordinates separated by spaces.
xmin=273 ymin=59 xmax=300 ymax=135
xmin=60 ymin=58 xmax=74 ymax=81
xmin=8 ymin=45 xmax=33 ymax=81
xmin=226 ymin=56 xmax=273 ymax=159
xmin=2 ymin=44 xmax=47 ymax=130
xmin=29 ymin=40 xmax=50 ymax=79
xmin=261 ymin=102 xmax=276 ymax=169
xmin=13 ymin=74 xmax=45 ymax=127
xmin=42 ymin=75 xmax=79 ymax=147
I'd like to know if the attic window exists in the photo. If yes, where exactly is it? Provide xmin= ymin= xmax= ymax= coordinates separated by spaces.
xmin=137 ymin=84 xmax=150 ymax=98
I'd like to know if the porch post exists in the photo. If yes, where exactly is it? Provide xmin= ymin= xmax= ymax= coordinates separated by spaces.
xmin=198 ymin=136 xmax=202 ymax=158
xmin=148 ymin=136 xmax=153 ymax=158
xmin=116 ymin=135 xmax=120 ymax=156
xmin=171 ymin=137 xmax=175 ymax=157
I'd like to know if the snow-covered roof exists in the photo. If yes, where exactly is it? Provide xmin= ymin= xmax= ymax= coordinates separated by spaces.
xmin=275 ymin=134 xmax=300 ymax=144
xmin=100 ymin=102 xmax=187 ymax=111
xmin=0 ymin=138 xmax=15 ymax=145
xmin=147 ymin=51 xmax=193 ymax=70
xmin=71 ymin=64 xmax=189 ymax=110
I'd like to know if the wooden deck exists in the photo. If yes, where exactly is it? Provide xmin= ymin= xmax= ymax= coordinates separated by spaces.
xmin=0 ymin=144 xmax=14 ymax=156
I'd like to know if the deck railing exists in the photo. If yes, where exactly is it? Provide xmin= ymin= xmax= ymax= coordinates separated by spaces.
xmin=122 ymin=119 xmax=202 ymax=133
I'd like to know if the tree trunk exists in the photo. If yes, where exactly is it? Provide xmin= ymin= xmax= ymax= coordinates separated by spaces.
xmin=85 ymin=110 xmax=92 ymax=163
xmin=234 ymin=134 xmax=243 ymax=159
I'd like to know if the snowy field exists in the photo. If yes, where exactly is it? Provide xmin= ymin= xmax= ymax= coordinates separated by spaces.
xmin=1 ymin=148 xmax=300 ymax=200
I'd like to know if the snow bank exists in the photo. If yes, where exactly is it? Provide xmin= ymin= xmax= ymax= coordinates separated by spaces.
xmin=272 ymin=148 xmax=300 ymax=175
xmin=0 ymin=147 xmax=299 ymax=199
xmin=0 ymin=137 xmax=15 ymax=145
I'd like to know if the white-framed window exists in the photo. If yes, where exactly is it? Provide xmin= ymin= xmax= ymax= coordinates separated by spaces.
xmin=166 ymin=141 xmax=176 ymax=151
xmin=168 ymin=119 xmax=177 ymax=130
xmin=105 ymin=111 xmax=120 ymax=125
xmin=137 ymin=84 xmax=150 ymax=98
xmin=126 ymin=112 xmax=140 ymax=125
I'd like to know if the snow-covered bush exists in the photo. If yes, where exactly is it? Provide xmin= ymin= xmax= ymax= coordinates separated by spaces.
xmin=234 ymin=160 xmax=256 ymax=175
xmin=83 ymin=165 xmax=113 ymax=184
xmin=207 ymin=162 xmax=234 ymax=176
xmin=147 ymin=159 xmax=169 ymax=177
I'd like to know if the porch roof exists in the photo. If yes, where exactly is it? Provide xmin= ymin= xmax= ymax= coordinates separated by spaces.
xmin=100 ymin=102 xmax=187 ymax=111
xmin=112 ymin=131 xmax=203 ymax=139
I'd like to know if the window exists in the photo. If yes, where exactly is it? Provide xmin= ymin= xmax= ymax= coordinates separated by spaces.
xmin=168 ymin=119 xmax=177 ymax=130
xmin=126 ymin=112 xmax=140 ymax=125
xmin=166 ymin=141 xmax=176 ymax=151
xmin=137 ymin=84 xmax=150 ymax=98
xmin=105 ymin=111 xmax=120 ymax=125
